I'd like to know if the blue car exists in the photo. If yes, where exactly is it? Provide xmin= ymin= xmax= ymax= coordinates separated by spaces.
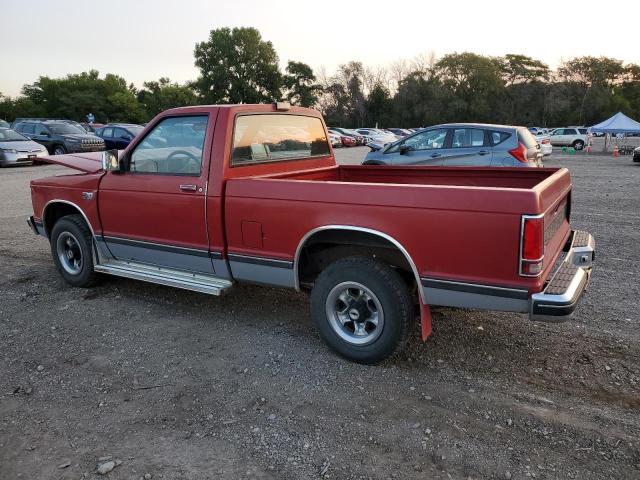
xmin=363 ymin=123 xmax=542 ymax=167
xmin=95 ymin=123 xmax=144 ymax=150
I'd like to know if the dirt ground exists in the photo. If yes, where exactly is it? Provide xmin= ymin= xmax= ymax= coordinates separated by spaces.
xmin=1 ymin=148 xmax=639 ymax=480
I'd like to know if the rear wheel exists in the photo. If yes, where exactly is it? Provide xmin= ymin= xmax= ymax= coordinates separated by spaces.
xmin=50 ymin=214 xmax=98 ymax=287
xmin=310 ymin=256 xmax=413 ymax=364
xmin=53 ymin=145 xmax=67 ymax=155
xmin=572 ymin=140 xmax=584 ymax=150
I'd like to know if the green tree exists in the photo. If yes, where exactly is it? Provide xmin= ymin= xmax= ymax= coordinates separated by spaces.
xmin=434 ymin=53 xmax=505 ymax=122
xmin=365 ymin=84 xmax=392 ymax=126
xmin=137 ymin=77 xmax=198 ymax=118
xmin=194 ymin=27 xmax=282 ymax=104
xmin=283 ymin=61 xmax=322 ymax=107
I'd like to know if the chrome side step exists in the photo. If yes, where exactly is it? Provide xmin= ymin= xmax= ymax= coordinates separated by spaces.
xmin=94 ymin=259 xmax=233 ymax=296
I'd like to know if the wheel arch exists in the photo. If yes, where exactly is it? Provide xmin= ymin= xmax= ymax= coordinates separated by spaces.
xmin=294 ymin=225 xmax=425 ymax=303
xmin=42 ymin=200 xmax=95 ymax=238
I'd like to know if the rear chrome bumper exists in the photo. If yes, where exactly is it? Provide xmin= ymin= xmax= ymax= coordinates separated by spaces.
xmin=529 ymin=230 xmax=595 ymax=322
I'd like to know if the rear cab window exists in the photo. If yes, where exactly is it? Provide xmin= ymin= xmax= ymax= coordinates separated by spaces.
xmin=231 ymin=114 xmax=330 ymax=166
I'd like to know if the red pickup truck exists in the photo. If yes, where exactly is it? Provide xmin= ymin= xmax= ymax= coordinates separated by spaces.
xmin=27 ymin=103 xmax=595 ymax=363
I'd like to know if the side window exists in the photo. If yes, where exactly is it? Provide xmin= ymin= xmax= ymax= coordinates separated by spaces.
xmin=578 ymin=128 xmax=587 ymax=134
xmin=490 ymin=131 xmax=511 ymax=145
xmin=130 ymin=115 xmax=208 ymax=175
xmin=566 ymin=128 xmax=577 ymax=135
xmin=451 ymin=128 xmax=485 ymax=148
xmin=102 ymin=127 xmax=114 ymax=138
xmin=23 ymin=123 xmax=36 ymax=135
xmin=231 ymin=114 xmax=329 ymax=165
xmin=36 ymin=124 xmax=49 ymax=135
xmin=114 ymin=128 xmax=130 ymax=139
xmin=14 ymin=122 xmax=24 ymax=132
xmin=404 ymin=128 xmax=447 ymax=150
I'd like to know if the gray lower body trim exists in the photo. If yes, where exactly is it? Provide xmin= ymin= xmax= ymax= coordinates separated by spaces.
xmin=102 ymin=236 xmax=219 ymax=275
xmin=228 ymin=253 xmax=295 ymax=288
xmin=421 ymin=277 xmax=530 ymax=313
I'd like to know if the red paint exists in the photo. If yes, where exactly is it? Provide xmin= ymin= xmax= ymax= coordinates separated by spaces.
xmin=30 ymin=104 xmax=574 ymax=306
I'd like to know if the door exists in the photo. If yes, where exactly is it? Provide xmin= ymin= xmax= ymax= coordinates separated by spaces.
xmin=444 ymin=127 xmax=491 ymax=166
xmin=113 ymin=127 xmax=133 ymax=149
xmin=98 ymin=113 xmax=217 ymax=274
xmin=389 ymin=128 xmax=448 ymax=165
xmin=31 ymin=123 xmax=54 ymax=151
xmin=550 ymin=128 xmax=569 ymax=146
xmin=101 ymin=127 xmax=115 ymax=149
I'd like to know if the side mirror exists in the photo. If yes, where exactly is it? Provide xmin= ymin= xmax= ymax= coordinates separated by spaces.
xmin=399 ymin=144 xmax=410 ymax=155
xmin=102 ymin=149 xmax=123 ymax=172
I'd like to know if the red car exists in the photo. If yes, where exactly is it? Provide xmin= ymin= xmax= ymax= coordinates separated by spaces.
xmin=340 ymin=134 xmax=356 ymax=147
xmin=27 ymin=103 xmax=595 ymax=363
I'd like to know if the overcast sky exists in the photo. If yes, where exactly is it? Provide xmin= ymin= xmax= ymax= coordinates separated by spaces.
xmin=1 ymin=0 xmax=638 ymax=97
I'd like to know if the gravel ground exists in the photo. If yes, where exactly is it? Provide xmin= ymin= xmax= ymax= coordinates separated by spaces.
xmin=1 ymin=149 xmax=639 ymax=479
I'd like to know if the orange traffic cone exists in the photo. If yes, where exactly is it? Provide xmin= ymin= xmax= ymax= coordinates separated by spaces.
xmin=613 ymin=145 xmax=619 ymax=157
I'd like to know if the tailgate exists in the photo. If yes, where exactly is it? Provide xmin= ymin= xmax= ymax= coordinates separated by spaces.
xmin=534 ymin=169 xmax=572 ymax=281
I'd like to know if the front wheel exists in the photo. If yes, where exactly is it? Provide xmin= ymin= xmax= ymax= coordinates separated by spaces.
xmin=573 ymin=140 xmax=584 ymax=150
xmin=50 ymin=214 xmax=99 ymax=287
xmin=53 ymin=145 xmax=67 ymax=155
xmin=310 ymin=256 xmax=413 ymax=364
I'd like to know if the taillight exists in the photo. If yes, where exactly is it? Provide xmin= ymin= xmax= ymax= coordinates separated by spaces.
xmin=509 ymin=142 xmax=529 ymax=163
xmin=541 ymin=138 xmax=550 ymax=144
xmin=520 ymin=215 xmax=544 ymax=276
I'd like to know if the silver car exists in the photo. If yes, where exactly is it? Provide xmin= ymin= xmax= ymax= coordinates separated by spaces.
xmin=363 ymin=123 xmax=543 ymax=167
xmin=0 ymin=128 xmax=49 ymax=167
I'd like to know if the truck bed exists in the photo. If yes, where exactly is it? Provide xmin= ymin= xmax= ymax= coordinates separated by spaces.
xmin=224 ymin=165 xmax=573 ymax=294
xmin=270 ymin=165 xmax=558 ymax=190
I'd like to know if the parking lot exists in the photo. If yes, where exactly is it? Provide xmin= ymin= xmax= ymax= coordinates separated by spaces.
xmin=1 ymin=149 xmax=639 ymax=479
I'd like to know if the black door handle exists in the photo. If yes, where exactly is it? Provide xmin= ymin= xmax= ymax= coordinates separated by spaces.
xmin=430 ymin=152 xmax=442 ymax=158
xmin=478 ymin=150 xmax=489 ymax=155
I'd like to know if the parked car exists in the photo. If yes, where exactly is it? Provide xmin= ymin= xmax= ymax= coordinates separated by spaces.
xmin=328 ymin=131 xmax=342 ymax=147
xmin=13 ymin=119 xmax=105 ymax=155
xmin=328 ymin=127 xmax=365 ymax=145
xmin=95 ymin=123 xmax=144 ymax=149
xmin=633 ymin=146 xmax=640 ymax=162
xmin=355 ymin=128 xmax=397 ymax=146
xmin=26 ymin=103 xmax=594 ymax=364
xmin=534 ymin=133 xmax=553 ymax=156
xmin=0 ymin=128 xmax=49 ymax=167
xmin=328 ymin=129 xmax=356 ymax=147
xmin=549 ymin=128 xmax=588 ymax=150
xmin=364 ymin=123 xmax=542 ymax=167
xmin=0 ymin=119 xmax=10 ymax=128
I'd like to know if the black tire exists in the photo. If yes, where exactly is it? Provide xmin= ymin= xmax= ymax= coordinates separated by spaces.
xmin=572 ymin=140 xmax=584 ymax=151
xmin=53 ymin=145 xmax=67 ymax=155
xmin=310 ymin=256 xmax=413 ymax=364
xmin=50 ymin=214 xmax=99 ymax=288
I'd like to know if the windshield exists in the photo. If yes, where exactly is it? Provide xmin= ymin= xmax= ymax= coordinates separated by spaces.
xmin=0 ymin=128 xmax=29 ymax=141
xmin=48 ymin=123 xmax=86 ymax=135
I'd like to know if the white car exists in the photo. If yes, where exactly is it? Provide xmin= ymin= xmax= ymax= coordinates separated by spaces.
xmin=534 ymin=133 xmax=553 ymax=156
xmin=328 ymin=131 xmax=342 ymax=148
xmin=0 ymin=128 xmax=49 ymax=167
xmin=549 ymin=127 xmax=588 ymax=150
xmin=356 ymin=128 xmax=398 ymax=147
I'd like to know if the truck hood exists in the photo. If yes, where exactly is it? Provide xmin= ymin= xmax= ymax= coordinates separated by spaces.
xmin=41 ymin=151 xmax=105 ymax=173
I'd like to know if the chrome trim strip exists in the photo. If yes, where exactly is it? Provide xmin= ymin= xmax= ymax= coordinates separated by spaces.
xmin=421 ymin=278 xmax=529 ymax=300
xmin=42 ymin=199 xmax=96 ymax=236
xmin=519 ymin=213 xmax=545 ymax=277
xmin=227 ymin=253 xmax=293 ymax=269
xmin=293 ymin=225 xmax=425 ymax=303
xmin=102 ymin=235 xmax=220 ymax=258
